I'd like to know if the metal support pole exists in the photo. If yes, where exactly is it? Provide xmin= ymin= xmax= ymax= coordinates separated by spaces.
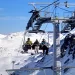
xmin=53 ymin=22 xmax=61 ymax=75
xmin=48 ymin=32 xmax=49 ymax=46
xmin=53 ymin=0 xmax=61 ymax=74
xmin=23 ymin=30 xmax=28 ymax=45
xmin=12 ymin=61 xmax=15 ymax=69
xmin=53 ymin=23 xmax=57 ymax=75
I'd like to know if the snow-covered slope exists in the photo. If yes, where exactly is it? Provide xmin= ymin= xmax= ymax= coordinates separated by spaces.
xmin=0 ymin=31 xmax=54 ymax=75
xmin=0 ymin=30 xmax=75 ymax=75
xmin=61 ymin=29 xmax=75 ymax=75
xmin=0 ymin=34 xmax=6 ymax=39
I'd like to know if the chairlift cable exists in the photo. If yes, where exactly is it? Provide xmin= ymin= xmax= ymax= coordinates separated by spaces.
xmin=57 ymin=6 xmax=73 ymax=12
xmin=38 ymin=22 xmax=48 ymax=43
xmin=16 ymin=31 xmax=26 ymax=55
xmin=39 ymin=0 xmax=59 ymax=12
xmin=51 ymin=6 xmax=56 ymax=17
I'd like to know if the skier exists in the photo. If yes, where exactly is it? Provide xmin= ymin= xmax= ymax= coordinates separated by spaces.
xmin=33 ymin=39 xmax=39 ymax=54
xmin=40 ymin=39 xmax=49 ymax=55
xmin=23 ymin=38 xmax=32 ymax=53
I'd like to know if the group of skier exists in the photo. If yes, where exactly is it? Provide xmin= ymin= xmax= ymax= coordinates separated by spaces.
xmin=22 ymin=38 xmax=50 ymax=55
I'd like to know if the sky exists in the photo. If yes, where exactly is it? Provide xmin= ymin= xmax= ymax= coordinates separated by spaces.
xmin=0 ymin=0 xmax=75 ymax=34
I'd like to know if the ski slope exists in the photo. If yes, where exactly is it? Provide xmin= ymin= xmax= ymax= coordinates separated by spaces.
xmin=0 ymin=32 xmax=53 ymax=75
xmin=0 ymin=30 xmax=75 ymax=75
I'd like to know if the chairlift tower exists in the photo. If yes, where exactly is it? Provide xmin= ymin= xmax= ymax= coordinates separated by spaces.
xmin=53 ymin=1 xmax=61 ymax=75
xmin=28 ymin=1 xmax=75 ymax=75
xmin=29 ymin=1 xmax=61 ymax=75
xmin=29 ymin=1 xmax=75 ymax=75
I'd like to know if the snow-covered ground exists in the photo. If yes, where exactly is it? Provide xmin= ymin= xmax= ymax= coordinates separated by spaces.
xmin=0 ymin=32 xmax=54 ymax=75
xmin=0 ymin=30 xmax=75 ymax=75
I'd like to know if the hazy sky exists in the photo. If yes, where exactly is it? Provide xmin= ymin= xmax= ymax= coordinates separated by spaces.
xmin=0 ymin=0 xmax=75 ymax=34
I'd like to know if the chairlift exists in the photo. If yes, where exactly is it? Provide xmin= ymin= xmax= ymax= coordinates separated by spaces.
xmin=61 ymin=16 xmax=75 ymax=33
xmin=22 ymin=30 xmax=45 ymax=53
xmin=22 ymin=8 xmax=51 ymax=53
xmin=28 ymin=30 xmax=45 ymax=33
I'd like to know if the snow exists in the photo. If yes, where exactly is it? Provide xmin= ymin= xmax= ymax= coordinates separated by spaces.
xmin=0 ymin=30 xmax=75 ymax=75
xmin=0 ymin=32 xmax=53 ymax=75
xmin=0 ymin=34 xmax=6 ymax=39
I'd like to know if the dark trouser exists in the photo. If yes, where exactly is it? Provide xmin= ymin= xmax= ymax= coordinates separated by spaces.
xmin=23 ymin=45 xmax=31 ymax=52
xmin=42 ymin=45 xmax=48 ymax=55
xmin=26 ymin=45 xmax=31 ymax=49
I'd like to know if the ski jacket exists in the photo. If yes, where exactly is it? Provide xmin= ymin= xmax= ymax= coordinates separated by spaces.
xmin=26 ymin=40 xmax=32 ymax=45
xmin=33 ymin=40 xmax=39 ymax=46
xmin=40 ymin=41 xmax=49 ymax=48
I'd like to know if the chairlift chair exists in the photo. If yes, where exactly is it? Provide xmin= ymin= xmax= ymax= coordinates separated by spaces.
xmin=22 ymin=30 xmax=45 ymax=53
xmin=61 ymin=15 xmax=75 ymax=33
